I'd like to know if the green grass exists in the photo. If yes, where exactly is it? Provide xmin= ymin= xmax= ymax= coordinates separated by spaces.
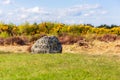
xmin=0 ymin=52 xmax=120 ymax=80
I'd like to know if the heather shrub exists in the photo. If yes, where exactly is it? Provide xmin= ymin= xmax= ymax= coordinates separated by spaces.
xmin=58 ymin=34 xmax=84 ymax=44
xmin=97 ymin=34 xmax=117 ymax=42
xmin=0 ymin=37 xmax=4 ymax=45
xmin=4 ymin=37 xmax=26 ymax=45
xmin=20 ymin=36 xmax=30 ymax=45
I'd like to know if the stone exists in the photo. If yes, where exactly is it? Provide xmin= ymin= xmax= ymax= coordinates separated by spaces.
xmin=31 ymin=36 xmax=62 ymax=53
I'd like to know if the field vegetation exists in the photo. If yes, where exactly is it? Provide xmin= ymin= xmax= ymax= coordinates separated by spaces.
xmin=0 ymin=52 xmax=120 ymax=80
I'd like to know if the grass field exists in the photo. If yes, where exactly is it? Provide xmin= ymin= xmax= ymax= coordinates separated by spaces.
xmin=0 ymin=52 xmax=120 ymax=80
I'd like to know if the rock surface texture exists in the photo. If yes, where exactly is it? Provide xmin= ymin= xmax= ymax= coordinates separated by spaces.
xmin=31 ymin=36 xmax=62 ymax=53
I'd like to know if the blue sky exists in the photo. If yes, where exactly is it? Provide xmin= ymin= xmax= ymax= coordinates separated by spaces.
xmin=0 ymin=0 xmax=120 ymax=26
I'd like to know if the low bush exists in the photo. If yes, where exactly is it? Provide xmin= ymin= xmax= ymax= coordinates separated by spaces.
xmin=20 ymin=36 xmax=30 ymax=45
xmin=97 ymin=34 xmax=117 ymax=42
xmin=4 ymin=37 xmax=26 ymax=45
xmin=0 ymin=32 xmax=10 ymax=38
xmin=0 ymin=37 xmax=4 ymax=45
xmin=58 ymin=34 xmax=84 ymax=44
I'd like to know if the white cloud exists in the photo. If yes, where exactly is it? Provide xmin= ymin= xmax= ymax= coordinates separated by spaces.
xmin=101 ymin=11 xmax=108 ymax=14
xmin=30 ymin=7 xmax=41 ymax=13
xmin=83 ymin=10 xmax=108 ymax=17
xmin=7 ymin=12 xmax=14 ymax=15
xmin=2 ymin=0 xmax=12 ymax=5
xmin=14 ymin=6 xmax=51 ymax=22
xmin=20 ymin=14 xmax=28 ymax=19
xmin=84 ymin=13 xmax=90 ymax=17
xmin=83 ymin=10 xmax=96 ymax=17
xmin=1 ymin=3 xmax=108 ymax=25
xmin=54 ymin=4 xmax=101 ymax=18
xmin=20 ymin=6 xmax=49 ymax=14
xmin=0 ymin=10 xmax=2 ymax=15
xmin=69 ymin=4 xmax=100 ymax=11
xmin=13 ymin=4 xmax=102 ymax=19
xmin=26 ymin=7 xmax=41 ymax=13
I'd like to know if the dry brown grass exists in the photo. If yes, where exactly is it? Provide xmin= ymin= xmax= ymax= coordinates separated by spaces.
xmin=0 ymin=40 xmax=120 ymax=55
xmin=63 ymin=40 xmax=120 ymax=55
xmin=0 ymin=45 xmax=29 ymax=53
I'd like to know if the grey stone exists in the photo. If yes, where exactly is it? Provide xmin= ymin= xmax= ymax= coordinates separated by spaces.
xmin=31 ymin=36 xmax=62 ymax=53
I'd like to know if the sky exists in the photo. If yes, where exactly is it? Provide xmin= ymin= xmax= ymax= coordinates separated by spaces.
xmin=0 ymin=0 xmax=120 ymax=26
